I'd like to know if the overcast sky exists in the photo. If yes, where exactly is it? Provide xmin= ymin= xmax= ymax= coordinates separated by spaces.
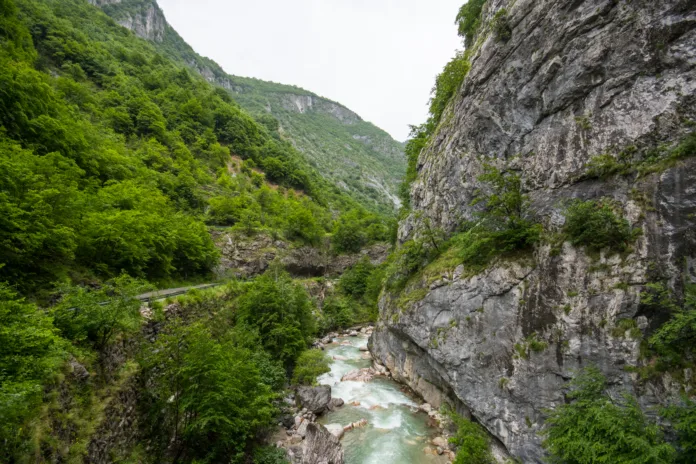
xmin=156 ymin=0 xmax=464 ymax=141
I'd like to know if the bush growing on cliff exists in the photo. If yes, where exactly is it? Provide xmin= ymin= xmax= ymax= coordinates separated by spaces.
xmin=564 ymin=199 xmax=635 ymax=253
xmin=450 ymin=165 xmax=541 ymax=270
xmin=447 ymin=411 xmax=494 ymax=464
xmin=542 ymin=367 xmax=675 ymax=464
xmin=456 ymin=0 xmax=487 ymax=48
xmin=643 ymin=283 xmax=696 ymax=372
xmin=663 ymin=398 xmax=696 ymax=463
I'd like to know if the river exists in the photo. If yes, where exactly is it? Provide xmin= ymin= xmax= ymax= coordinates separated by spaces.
xmin=317 ymin=334 xmax=449 ymax=464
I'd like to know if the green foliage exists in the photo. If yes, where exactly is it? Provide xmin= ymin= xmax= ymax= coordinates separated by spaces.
xmin=663 ymin=398 xmax=696 ymax=463
xmin=428 ymin=50 xmax=471 ymax=130
xmin=647 ymin=284 xmax=696 ymax=369
xmin=564 ymin=199 xmax=635 ymax=253
xmin=385 ymin=238 xmax=434 ymax=291
xmin=584 ymin=131 xmax=696 ymax=179
xmin=237 ymin=270 xmax=316 ymax=367
xmin=0 ymin=283 xmax=65 ymax=460
xmin=139 ymin=321 xmax=276 ymax=463
xmin=456 ymin=0 xmax=487 ymax=48
xmin=452 ymin=165 xmax=541 ymax=270
xmin=51 ymin=274 xmax=148 ymax=350
xmin=491 ymin=9 xmax=511 ymax=42
xmin=291 ymin=349 xmax=331 ymax=386
xmin=447 ymin=410 xmax=494 ymax=464
xmin=320 ymin=296 xmax=355 ymax=331
xmin=399 ymin=124 xmax=429 ymax=207
xmin=339 ymin=256 xmax=375 ymax=297
xmin=542 ymin=367 xmax=676 ymax=464
xmin=253 ymin=446 xmax=290 ymax=464
xmin=332 ymin=209 xmax=389 ymax=253
xmin=0 ymin=0 xmax=377 ymax=293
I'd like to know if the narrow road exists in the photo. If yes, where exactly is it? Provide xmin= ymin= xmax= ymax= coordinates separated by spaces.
xmin=136 ymin=283 xmax=220 ymax=302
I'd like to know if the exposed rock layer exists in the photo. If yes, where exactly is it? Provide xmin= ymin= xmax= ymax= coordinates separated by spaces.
xmin=373 ymin=0 xmax=696 ymax=462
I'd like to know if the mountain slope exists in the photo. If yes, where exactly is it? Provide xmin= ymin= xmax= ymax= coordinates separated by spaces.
xmin=92 ymin=0 xmax=406 ymax=213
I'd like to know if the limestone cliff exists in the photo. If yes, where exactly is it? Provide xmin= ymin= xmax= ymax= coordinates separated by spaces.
xmin=372 ymin=0 xmax=696 ymax=462
xmin=89 ymin=0 xmax=166 ymax=42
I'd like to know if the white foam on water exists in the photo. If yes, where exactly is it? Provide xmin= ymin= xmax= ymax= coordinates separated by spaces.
xmin=371 ymin=408 xmax=402 ymax=430
xmin=321 ymin=336 xmax=445 ymax=464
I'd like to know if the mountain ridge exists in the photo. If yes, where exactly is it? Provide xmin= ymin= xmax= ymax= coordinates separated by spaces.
xmin=92 ymin=0 xmax=406 ymax=212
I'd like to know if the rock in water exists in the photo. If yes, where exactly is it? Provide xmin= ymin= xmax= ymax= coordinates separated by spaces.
xmin=296 ymin=385 xmax=332 ymax=415
xmin=340 ymin=368 xmax=375 ymax=382
xmin=325 ymin=423 xmax=345 ymax=440
xmin=328 ymin=398 xmax=344 ymax=410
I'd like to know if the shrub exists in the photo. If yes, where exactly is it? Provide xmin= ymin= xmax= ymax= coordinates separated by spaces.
xmin=564 ymin=199 xmax=635 ymax=253
xmin=428 ymin=51 xmax=471 ymax=129
xmin=320 ymin=296 xmax=355 ymax=330
xmin=0 ymin=283 xmax=65 ymax=461
xmin=663 ymin=398 xmax=696 ymax=463
xmin=291 ymin=349 xmax=331 ymax=386
xmin=456 ymin=0 xmax=487 ymax=48
xmin=447 ymin=411 xmax=494 ymax=464
xmin=542 ymin=367 xmax=675 ymax=464
xmin=491 ymin=9 xmax=512 ymax=42
xmin=253 ymin=446 xmax=290 ymax=464
xmin=647 ymin=284 xmax=696 ymax=368
xmin=139 ymin=322 xmax=275 ymax=463
xmin=51 ymin=274 xmax=148 ymax=350
xmin=237 ymin=271 xmax=316 ymax=367
xmin=339 ymin=256 xmax=375 ymax=298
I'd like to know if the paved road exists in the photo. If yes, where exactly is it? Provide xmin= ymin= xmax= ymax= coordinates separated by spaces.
xmin=136 ymin=283 xmax=220 ymax=302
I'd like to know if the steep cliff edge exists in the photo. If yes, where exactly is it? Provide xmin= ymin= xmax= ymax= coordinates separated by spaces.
xmin=372 ymin=0 xmax=696 ymax=462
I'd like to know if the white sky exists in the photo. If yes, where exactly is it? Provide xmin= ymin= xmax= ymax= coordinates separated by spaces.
xmin=157 ymin=0 xmax=464 ymax=141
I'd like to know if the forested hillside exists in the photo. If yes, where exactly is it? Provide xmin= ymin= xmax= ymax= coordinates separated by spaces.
xmin=0 ymin=1 xmax=392 ymax=462
xmin=93 ymin=0 xmax=406 ymax=214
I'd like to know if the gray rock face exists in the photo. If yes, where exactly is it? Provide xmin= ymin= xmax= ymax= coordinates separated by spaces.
xmin=90 ymin=0 xmax=167 ymax=42
xmin=402 ymin=0 xmax=696 ymax=239
xmin=374 ymin=0 xmax=696 ymax=463
xmin=286 ymin=423 xmax=345 ymax=464
xmin=296 ymin=386 xmax=332 ymax=415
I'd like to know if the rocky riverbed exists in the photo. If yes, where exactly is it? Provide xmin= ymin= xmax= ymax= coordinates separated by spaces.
xmin=274 ymin=327 xmax=455 ymax=463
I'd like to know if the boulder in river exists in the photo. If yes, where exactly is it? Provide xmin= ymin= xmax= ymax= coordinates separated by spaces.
xmin=296 ymin=385 xmax=332 ymax=415
xmin=325 ymin=423 xmax=345 ymax=440
xmin=341 ymin=368 xmax=375 ymax=382
xmin=328 ymin=397 xmax=344 ymax=410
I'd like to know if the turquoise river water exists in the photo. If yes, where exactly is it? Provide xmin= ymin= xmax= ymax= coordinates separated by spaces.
xmin=318 ymin=335 xmax=448 ymax=464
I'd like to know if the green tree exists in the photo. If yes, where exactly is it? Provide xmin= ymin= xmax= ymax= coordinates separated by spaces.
xmin=140 ymin=321 xmax=275 ymax=463
xmin=340 ymin=256 xmax=375 ymax=298
xmin=291 ymin=349 xmax=331 ymax=386
xmin=51 ymin=274 xmax=148 ymax=350
xmin=237 ymin=270 xmax=316 ymax=366
xmin=542 ymin=367 xmax=676 ymax=464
